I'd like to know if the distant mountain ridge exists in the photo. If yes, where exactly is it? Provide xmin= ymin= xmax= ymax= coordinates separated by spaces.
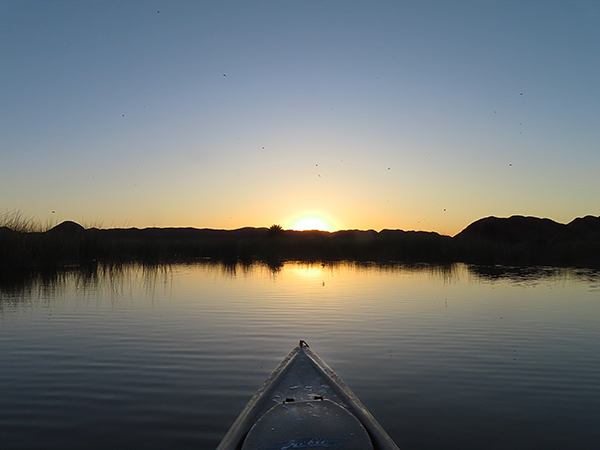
xmin=454 ymin=215 xmax=600 ymax=243
xmin=46 ymin=214 xmax=600 ymax=243
xmin=3 ymin=214 xmax=597 ymax=270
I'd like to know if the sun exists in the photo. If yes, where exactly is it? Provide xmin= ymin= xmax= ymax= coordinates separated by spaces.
xmin=293 ymin=218 xmax=330 ymax=232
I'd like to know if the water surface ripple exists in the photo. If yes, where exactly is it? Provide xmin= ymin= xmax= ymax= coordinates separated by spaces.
xmin=1 ymin=262 xmax=599 ymax=449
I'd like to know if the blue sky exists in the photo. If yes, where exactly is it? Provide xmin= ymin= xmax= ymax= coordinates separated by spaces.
xmin=1 ymin=1 xmax=599 ymax=235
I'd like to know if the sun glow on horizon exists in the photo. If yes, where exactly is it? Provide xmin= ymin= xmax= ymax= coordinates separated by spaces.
xmin=293 ymin=218 xmax=330 ymax=232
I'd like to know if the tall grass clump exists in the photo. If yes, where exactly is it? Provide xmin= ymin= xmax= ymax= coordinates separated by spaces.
xmin=0 ymin=211 xmax=83 ymax=271
xmin=0 ymin=209 xmax=50 ymax=233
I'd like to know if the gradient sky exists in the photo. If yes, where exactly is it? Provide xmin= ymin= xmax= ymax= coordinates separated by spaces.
xmin=2 ymin=1 xmax=599 ymax=235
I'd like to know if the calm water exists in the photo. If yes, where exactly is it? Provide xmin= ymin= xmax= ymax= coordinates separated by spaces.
xmin=1 ymin=262 xmax=599 ymax=450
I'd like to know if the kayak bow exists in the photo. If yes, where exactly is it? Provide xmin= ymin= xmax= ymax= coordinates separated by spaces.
xmin=216 ymin=340 xmax=400 ymax=450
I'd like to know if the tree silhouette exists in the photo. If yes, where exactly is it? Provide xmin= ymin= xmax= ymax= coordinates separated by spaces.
xmin=268 ymin=224 xmax=284 ymax=237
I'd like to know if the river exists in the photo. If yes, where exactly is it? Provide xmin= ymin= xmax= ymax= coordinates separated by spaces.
xmin=1 ymin=262 xmax=599 ymax=449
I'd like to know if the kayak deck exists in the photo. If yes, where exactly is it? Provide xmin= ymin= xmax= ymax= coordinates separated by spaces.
xmin=216 ymin=340 xmax=400 ymax=450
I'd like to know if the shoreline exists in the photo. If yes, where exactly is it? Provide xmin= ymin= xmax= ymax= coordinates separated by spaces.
xmin=1 ymin=215 xmax=600 ymax=272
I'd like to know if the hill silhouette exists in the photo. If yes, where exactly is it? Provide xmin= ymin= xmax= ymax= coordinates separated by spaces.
xmin=453 ymin=215 xmax=600 ymax=266
xmin=455 ymin=215 xmax=600 ymax=243
xmin=1 ymin=215 xmax=600 ymax=271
